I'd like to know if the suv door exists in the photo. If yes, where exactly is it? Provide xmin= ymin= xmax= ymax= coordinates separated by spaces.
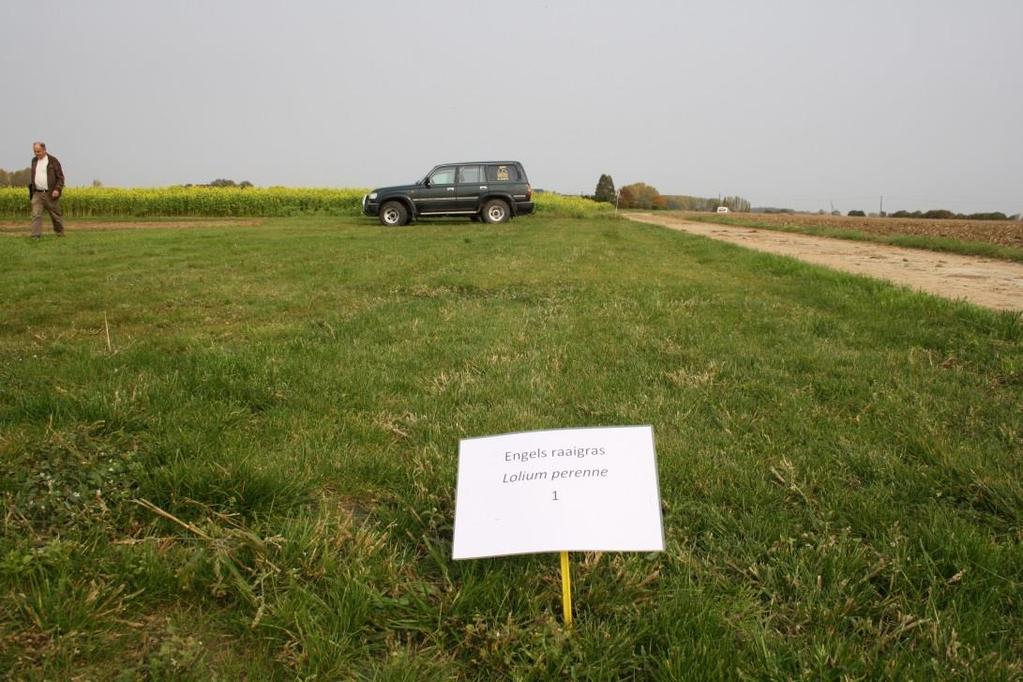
xmin=455 ymin=164 xmax=485 ymax=213
xmin=413 ymin=166 xmax=458 ymax=215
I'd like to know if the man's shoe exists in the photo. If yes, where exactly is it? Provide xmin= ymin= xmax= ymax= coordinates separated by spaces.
xmin=30 ymin=235 xmax=41 ymax=239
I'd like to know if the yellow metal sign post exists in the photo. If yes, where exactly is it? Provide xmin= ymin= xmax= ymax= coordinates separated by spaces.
xmin=560 ymin=551 xmax=573 ymax=626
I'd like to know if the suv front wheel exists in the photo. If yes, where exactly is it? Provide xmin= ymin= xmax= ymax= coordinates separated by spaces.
xmin=380 ymin=201 xmax=409 ymax=227
xmin=481 ymin=199 xmax=510 ymax=224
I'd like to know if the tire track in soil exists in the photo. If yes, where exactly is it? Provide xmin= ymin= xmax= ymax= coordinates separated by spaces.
xmin=626 ymin=213 xmax=1023 ymax=312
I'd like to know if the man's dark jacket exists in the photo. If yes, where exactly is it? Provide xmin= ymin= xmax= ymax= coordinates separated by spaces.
xmin=28 ymin=154 xmax=65 ymax=198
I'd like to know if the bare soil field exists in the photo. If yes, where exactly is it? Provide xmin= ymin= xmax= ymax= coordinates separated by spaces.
xmin=683 ymin=211 xmax=1023 ymax=249
xmin=628 ymin=212 xmax=1023 ymax=311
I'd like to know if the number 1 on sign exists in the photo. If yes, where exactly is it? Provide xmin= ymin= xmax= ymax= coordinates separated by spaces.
xmin=552 ymin=490 xmax=559 ymax=501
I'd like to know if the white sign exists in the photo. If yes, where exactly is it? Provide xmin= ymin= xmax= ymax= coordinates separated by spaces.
xmin=452 ymin=426 xmax=664 ymax=560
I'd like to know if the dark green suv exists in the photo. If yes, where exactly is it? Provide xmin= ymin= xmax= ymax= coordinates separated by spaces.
xmin=362 ymin=161 xmax=534 ymax=226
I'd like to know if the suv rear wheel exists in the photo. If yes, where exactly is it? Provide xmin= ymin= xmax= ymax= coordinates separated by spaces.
xmin=380 ymin=201 xmax=409 ymax=227
xmin=481 ymin=199 xmax=510 ymax=224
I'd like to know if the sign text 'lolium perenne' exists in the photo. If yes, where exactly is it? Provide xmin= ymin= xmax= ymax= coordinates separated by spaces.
xmin=452 ymin=426 xmax=664 ymax=560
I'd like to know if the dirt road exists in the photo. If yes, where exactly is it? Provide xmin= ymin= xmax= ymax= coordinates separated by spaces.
xmin=626 ymin=213 xmax=1023 ymax=312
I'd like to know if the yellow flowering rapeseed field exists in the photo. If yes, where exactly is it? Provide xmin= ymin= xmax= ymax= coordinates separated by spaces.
xmin=0 ymin=187 xmax=614 ymax=219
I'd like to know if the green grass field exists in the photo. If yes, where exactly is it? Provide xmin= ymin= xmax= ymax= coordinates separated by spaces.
xmin=1 ymin=216 xmax=1021 ymax=679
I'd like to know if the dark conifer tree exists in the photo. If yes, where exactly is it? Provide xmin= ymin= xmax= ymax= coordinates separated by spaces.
xmin=594 ymin=174 xmax=616 ymax=203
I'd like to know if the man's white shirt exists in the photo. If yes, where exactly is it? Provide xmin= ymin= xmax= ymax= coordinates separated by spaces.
xmin=34 ymin=156 xmax=49 ymax=191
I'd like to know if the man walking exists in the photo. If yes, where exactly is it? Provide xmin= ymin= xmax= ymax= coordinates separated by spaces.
xmin=29 ymin=141 xmax=65 ymax=238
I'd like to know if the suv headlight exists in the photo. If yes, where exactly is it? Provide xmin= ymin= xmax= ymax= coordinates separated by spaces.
xmin=368 ymin=192 xmax=378 ymax=200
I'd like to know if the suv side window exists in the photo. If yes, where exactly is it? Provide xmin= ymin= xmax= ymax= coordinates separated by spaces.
xmin=457 ymin=165 xmax=483 ymax=184
xmin=430 ymin=167 xmax=456 ymax=185
xmin=485 ymin=164 xmax=520 ymax=182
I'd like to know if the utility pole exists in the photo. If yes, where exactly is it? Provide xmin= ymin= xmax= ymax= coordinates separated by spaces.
xmin=879 ymin=195 xmax=884 ymax=216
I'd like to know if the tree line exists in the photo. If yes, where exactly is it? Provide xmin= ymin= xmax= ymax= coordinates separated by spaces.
xmin=887 ymin=209 xmax=1017 ymax=221
xmin=1 ymin=168 xmax=252 ymax=189
xmin=847 ymin=208 xmax=1019 ymax=220
xmin=0 ymin=167 xmax=31 ymax=187
xmin=591 ymin=174 xmax=750 ymax=212
xmin=183 ymin=179 xmax=254 ymax=188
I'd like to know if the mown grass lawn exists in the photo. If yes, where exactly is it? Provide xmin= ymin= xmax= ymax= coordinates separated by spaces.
xmin=1 ymin=216 xmax=1021 ymax=680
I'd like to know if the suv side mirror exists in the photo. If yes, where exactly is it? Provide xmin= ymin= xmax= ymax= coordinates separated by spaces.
xmin=422 ymin=177 xmax=431 ymax=187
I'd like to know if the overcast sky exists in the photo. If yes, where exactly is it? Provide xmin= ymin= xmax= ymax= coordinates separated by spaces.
xmin=3 ymin=0 xmax=1021 ymax=213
